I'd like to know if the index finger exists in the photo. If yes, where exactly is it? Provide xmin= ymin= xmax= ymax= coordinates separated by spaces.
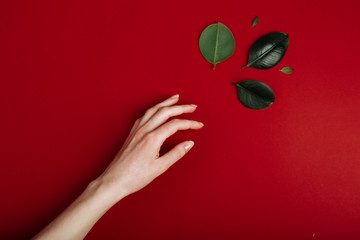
xmin=139 ymin=94 xmax=179 ymax=127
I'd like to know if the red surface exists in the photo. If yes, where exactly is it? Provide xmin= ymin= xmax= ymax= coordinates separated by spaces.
xmin=1 ymin=0 xmax=360 ymax=239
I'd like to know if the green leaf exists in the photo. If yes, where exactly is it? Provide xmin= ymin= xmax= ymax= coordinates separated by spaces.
xmin=279 ymin=67 xmax=293 ymax=74
xmin=199 ymin=22 xmax=235 ymax=70
xmin=233 ymin=80 xmax=275 ymax=110
xmin=252 ymin=16 xmax=259 ymax=27
xmin=243 ymin=32 xmax=289 ymax=69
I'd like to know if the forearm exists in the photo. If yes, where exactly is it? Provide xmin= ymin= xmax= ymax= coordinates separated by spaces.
xmin=33 ymin=179 xmax=124 ymax=240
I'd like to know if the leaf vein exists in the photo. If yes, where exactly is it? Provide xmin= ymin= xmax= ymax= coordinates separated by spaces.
xmin=213 ymin=22 xmax=220 ymax=65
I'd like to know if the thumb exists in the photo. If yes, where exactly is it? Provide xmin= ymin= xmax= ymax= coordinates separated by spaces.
xmin=160 ymin=141 xmax=195 ymax=170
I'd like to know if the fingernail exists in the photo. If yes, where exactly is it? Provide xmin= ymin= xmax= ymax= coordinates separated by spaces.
xmin=185 ymin=141 xmax=194 ymax=151
xmin=199 ymin=122 xmax=204 ymax=127
xmin=171 ymin=94 xmax=179 ymax=99
xmin=190 ymin=104 xmax=197 ymax=108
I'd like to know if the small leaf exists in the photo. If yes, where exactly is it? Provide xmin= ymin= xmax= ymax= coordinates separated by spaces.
xmin=252 ymin=16 xmax=259 ymax=27
xmin=233 ymin=80 xmax=275 ymax=110
xmin=199 ymin=22 xmax=235 ymax=70
xmin=279 ymin=67 xmax=293 ymax=74
xmin=243 ymin=32 xmax=289 ymax=69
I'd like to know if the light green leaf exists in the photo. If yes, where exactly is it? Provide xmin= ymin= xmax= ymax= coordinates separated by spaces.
xmin=199 ymin=22 xmax=235 ymax=70
xmin=252 ymin=16 xmax=259 ymax=27
xmin=279 ymin=67 xmax=293 ymax=74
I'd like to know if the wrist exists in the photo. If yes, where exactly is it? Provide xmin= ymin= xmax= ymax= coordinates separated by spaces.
xmin=87 ymin=177 xmax=128 ymax=205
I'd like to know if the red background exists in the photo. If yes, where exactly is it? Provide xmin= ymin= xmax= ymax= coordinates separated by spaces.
xmin=1 ymin=0 xmax=360 ymax=239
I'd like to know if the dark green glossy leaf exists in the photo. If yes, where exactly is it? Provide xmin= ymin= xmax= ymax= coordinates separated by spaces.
xmin=279 ymin=67 xmax=293 ymax=74
xmin=252 ymin=16 xmax=259 ymax=27
xmin=199 ymin=22 xmax=235 ymax=70
xmin=243 ymin=32 xmax=289 ymax=69
xmin=233 ymin=80 xmax=275 ymax=110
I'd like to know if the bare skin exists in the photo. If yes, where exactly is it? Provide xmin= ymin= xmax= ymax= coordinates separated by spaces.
xmin=33 ymin=94 xmax=203 ymax=240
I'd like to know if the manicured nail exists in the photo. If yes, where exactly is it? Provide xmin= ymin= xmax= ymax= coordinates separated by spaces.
xmin=185 ymin=141 xmax=194 ymax=151
xmin=171 ymin=94 xmax=179 ymax=99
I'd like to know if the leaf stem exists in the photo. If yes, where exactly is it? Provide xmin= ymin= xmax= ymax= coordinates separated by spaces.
xmin=242 ymin=64 xmax=249 ymax=69
xmin=213 ymin=63 xmax=216 ymax=70
xmin=212 ymin=22 xmax=220 ymax=70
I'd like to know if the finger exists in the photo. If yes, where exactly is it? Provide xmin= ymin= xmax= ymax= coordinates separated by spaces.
xmin=143 ymin=104 xmax=197 ymax=133
xmin=139 ymin=94 xmax=179 ymax=127
xmin=129 ymin=118 xmax=141 ymax=136
xmin=121 ymin=118 xmax=141 ymax=148
xmin=158 ymin=141 xmax=195 ymax=172
xmin=153 ymin=119 xmax=204 ymax=144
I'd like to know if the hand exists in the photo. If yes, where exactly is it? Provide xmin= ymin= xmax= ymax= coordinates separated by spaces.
xmin=33 ymin=94 xmax=203 ymax=240
xmin=97 ymin=94 xmax=204 ymax=200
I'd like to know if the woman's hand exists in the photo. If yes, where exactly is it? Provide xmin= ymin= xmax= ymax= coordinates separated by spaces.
xmin=33 ymin=94 xmax=203 ymax=240
xmin=97 ymin=94 xmax=204 ymax=201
